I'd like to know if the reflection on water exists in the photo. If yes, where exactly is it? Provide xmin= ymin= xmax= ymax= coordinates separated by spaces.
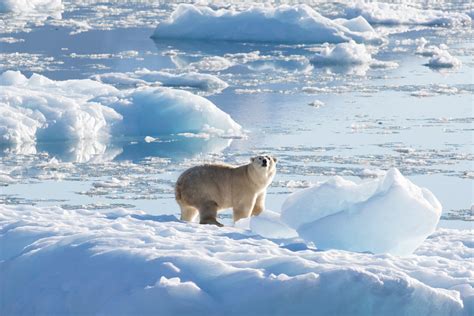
xmin=1 ymin=135 xmax=233 ymax=163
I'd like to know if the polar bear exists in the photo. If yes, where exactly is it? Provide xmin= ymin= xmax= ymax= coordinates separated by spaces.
xmin=175 ymin=155 xmax=277 ymax=226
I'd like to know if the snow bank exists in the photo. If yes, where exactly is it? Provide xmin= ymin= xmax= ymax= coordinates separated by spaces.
xmin=0 ymin=71 xmax=241 ymax=145
xmin=281 ymin=168 xmax=442 ymax=255
xmin=152 ymin=4 xmax=380 ymax=44
xmin=1 ymin=204 xmax=470 ymax=315
xmin=0 ymin=0 xmax=62 ymax=13
xmin=92 ymin=68 xmax=228 ymax=94
xmin=343 ymin=2 xmax=471 ymax=26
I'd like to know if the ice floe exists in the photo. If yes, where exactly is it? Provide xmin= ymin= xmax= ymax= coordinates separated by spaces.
xmin=281 ymin=168 xmax=442 ymax=255
xmin=0 ymin=203 xmax=471 ymax=315
xmin=92 ymin=68 xmax=228 ymax=94
xmin=310 ymin=41 xmax=398 ymax=74
xmin=152 ymin=4 xmax=381 ymax=44
xmin=0 ymin=0 xmax=62 ymax=13
xmin=343 ymin=2 xmax=471 ymax=26
xmin=0 ymin=71 xmax=241 ymax=145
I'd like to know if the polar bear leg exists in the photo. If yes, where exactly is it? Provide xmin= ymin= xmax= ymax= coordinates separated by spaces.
xmin=251 ymin=192 xmax=265 ymax=216
xmin=199 ymin=200 xmax=223 ymax=227
xmin=233 ymin=198 xmax=256 ymax=222
xmin=179 ymin=204 xmax=198 ymax=222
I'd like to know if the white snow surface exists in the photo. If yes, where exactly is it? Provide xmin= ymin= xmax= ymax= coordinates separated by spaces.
xmin=0 ymin=0 xmax=62 ymax=13
xmin=281 ymin=168 xmax=442 ymax=255
xmin=152 ymin=4 xmax=380 ymax=44
xmin=343 ymin=2 xmax=471 ymax=26
xmin=92 ymin=68 xmax=228 ymax=94
xmin=0 ymin=71 xmax=241 ymax=144
xmin=1 ymin=204 xmax=472 ymax=315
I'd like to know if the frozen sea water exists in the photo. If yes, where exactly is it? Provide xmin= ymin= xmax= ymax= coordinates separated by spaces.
xmin=0 ymin=1 xmax=472 ymax=227
xmin=1 ymin=1 xmax=473 ymax=315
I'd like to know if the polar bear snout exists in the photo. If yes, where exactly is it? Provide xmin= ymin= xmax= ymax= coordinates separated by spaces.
xmin=262 ymin=158 xmax=268 ymax=167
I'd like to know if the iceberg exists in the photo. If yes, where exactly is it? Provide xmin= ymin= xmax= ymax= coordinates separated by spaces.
xmin=152 ymin=4 xmax=380 ymax=44
xmin=0 ymin=71 xmax=241 ymax=145
xmin=281 ymin=168 xmax=442 ymax=255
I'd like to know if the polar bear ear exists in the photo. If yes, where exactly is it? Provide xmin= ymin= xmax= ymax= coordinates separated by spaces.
xmin=272 ymin=156 xmax=277 ymax=163
xmin=250 ymin=157 xmax=255 ymax=162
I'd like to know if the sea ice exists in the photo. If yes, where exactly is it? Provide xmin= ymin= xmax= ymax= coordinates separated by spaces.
xmin=281 ymin=168 xmax=442 ymax=255
xmin=92 ymin=68 xmax=228 ymax=94
xmin=310 ymin=41 xmax=398 ymax=71
xmin=0 ymin=204 xmax=470 ymax=315
xmin=0 ymin=71 xmax=241 ymax=145
xmin=343 ymin=2 xmax=471 ymax=26
xmin=0 ymin=0 xmax=62 ymax=13
xmin=152 ymin=4 xmax=380 ymax=44
xmin=426 ymin=49 xmax=462 ymax=69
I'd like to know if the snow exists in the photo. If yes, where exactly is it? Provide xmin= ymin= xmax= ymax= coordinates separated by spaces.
xmin=281 ymin=168 xmax=442 ymax=255
xmin=0 ymin=71 xmax=241 ymax=145
xmin=343 ymin=2 xmax=471 ymax=26
xmin=152 ymin=4 xmax=380 ymax=44
xmin=0 ymin=0 xmax=62 ymax=13
xmin=1 ymin=204 xmax=471 ymax=315
xmin=92 ymin=68 xmax=228 ymax=94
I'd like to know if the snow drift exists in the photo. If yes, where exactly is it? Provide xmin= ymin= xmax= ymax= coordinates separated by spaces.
xmin=343 ymin=2 xmax=471 ymax=26
xmin=281 ymin=168 xmax=442 ymax=255
xmin=0 ymin=0 xmax=62 ymax=13
xmin=0 ymin=71 xmax=241 ymax=145
xmin=1 ymin=204 xmax=471 ymax=316
xmin=152 ymin=4 xmax=380 ymax=44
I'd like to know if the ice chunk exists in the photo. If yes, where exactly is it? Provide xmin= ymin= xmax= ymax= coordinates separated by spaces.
xmin=343 ymin=2 xmax=471 ymax=26
xmin=92 ymin=68 xmax=228 ymax=94
xmin=152 ymin=4 xmax=380 ymax=44
xmin=0 ymin=71 xmax=120 ymax=144
xmin=426 ymin=49 xmax=462 ymax=69
xmin=311 ymin=41 xmax=373 ymax=65
xmin=0 ymin=71 xmax=241 ymax=145
xmin=281 ymin=168 xmax=442 ymax=255
xmin=0 ymin=0 xmax=62 ymax=13
xmin=236 ymin=210 xmax=298 ymax=239
xmin=310 ymin=41 xmax=398 ymax=72
xmin=101 ymin=87 xmax=242 ymax=138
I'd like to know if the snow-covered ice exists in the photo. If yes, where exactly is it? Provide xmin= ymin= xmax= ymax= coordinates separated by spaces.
xmin=0 ymin=71 xmax=241 ymax=144
xmin=1 ymin=204 xmax=472 ymax=315
xmin=343 ymin=2 xmax=471 ymax=26
xmin=152 ymin=4 xmax=380 ymax=44
xmin=281 ymin=168 xmax=442 ymax=255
